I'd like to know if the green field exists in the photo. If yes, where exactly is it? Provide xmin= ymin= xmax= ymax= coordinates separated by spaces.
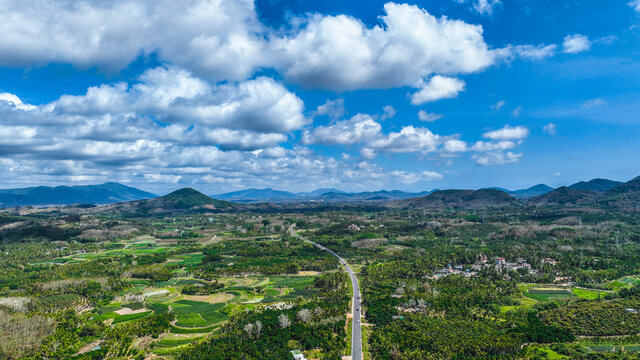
xmin=171 ymin=300 xmax=228 ymax=328
xmin=112 ymin=310 xmax=152 ymax=324
xmin=523 ymin=287 xmax=575 ymax=301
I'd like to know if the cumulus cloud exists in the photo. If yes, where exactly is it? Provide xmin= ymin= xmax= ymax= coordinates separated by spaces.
xmin=482 ymin=125 xmax=530 ymax=141
xmin=302 ymin=114 xmax=381 ymax=145
xmin=563 ymin=34 xmax=591 ymax=54
xmin=274 ymin=3 xmax=496 ymax=91
xmin=0 ymin=1 xmax=553 ymax=190
xmin=472 ymin=151 xmax=522 ymax=166
xmin=370 ymin=126 xmax=440 ymax=154
xmin=0 ymin=67 xmax=308 ymax=172
xmin=418 ymin=110 xmax=444 ymax=122
xmin=443 ymin=139 xmax=467 ymax=153
xmin=471 ymin=140 xmax=518 ymax=152
xmin=0 ymin=0 xmax=558 ymax=99
xmin=411 ymin=76 xmax=466 ymax=105
xmin=0 ymin=93 xmax=36 ymax=111
xmin=0 ymin=0 xmax=267 ymax=80
xmin=630 ymin=0 xmax=640 ymax=13
xmin=312 ymin=98 xmax=345 ymax=120
xmin=54 ymin=66 xmax=306 ymax=134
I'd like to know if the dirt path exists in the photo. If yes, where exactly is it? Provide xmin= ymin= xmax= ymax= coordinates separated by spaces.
xmin=76 ymin=340 xmax=102 ymax=355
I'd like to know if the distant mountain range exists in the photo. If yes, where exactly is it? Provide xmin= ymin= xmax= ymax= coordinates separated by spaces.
xmin=389 ymin=176 xmax=640 ymax=211
xmin=213 ymin=188 xmax=432 ymax=203
xmin=493 ymin=184 xmax=555 ymax=199
xmin=0 ymin=182 xmax=156 ymax=207
xmin=0 ymin=176 xmax=637 ymax=211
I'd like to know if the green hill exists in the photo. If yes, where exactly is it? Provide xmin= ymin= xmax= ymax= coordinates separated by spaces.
xmin=390 ymin=189 xmax=519 ymax=210
xmin=527 ymin=187 xmax=597 ymax=207
xmin=569 ymin=178 xmax=622 ymax=192
xmin=99 ymin=188 xmax=237 ymax=216
xmin=599 ymin=176 xmax=640 ymax=211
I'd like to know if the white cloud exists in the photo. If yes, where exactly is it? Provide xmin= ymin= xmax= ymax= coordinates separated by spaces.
xmin=418 ymin=110 xmax=444 ymax=122
xmin=582 ymin=98 xmax=606 ymax=108
xmin=380 ymin=105 xmax=397 ymax=120
xmin=359 ymin=148 xmax=377 ymax=160
xmin=0 ymin=0 xmax=558 ymax=100
xmin=52 ymin=67 xmax=306 ymax=135
xmin=0 ymin=68 xmax=307 ymax=172
xmin=474 ymin=0 xmax=502 ymax=16
xmin=511 ymin=44 xmax=557 ymax=60
xmin=144 ymin=174 xmax=182 ymax=183
xmin=482 ymin=125 xmax=529 ymax=140
xmin=629 ymin=0 xmax=640 ymax=13
xmin=313 ymin=98 xmax=345 ymax=120
xmin=411 ymin=76 xmax=465 ymax=105
xmin=274 ymin=3 xmax=496 ymax=91
xmin=422 ymin=171 xmax=444 ymax=181
xmin=0 ymin=93 xmax=36 ymax=111
xmin=491 ymin=100 xmax=506 ymax=110
xmin=390 ymin=170 xmax=443 ymax=184
xmin=0 ymin=0 xmax=267 ymax=81
xmin=472 ymin=152 xmax=522 ymax=166
xmin=302 ymin=114 xmax=381 ymax=145
xmin=563 ymin=34 xmax=591 ymax=54
xmin=471 ymin=140 xmax=517 ymax=151
xmin=443 ymin=139 xmax=467 ymax=153
xmin=511 ymin=106 xmax=522 ymax=117
xmin=370 ymin=126 xmax=440 ymax=154
xmin=543 ymin=122 xmax=557 ymax=135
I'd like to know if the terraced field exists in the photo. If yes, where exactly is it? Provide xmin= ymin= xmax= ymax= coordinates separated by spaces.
xmin=94 ymin=274 xmax=319 ymax=355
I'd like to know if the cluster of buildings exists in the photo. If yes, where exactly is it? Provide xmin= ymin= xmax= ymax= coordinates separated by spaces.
xmin=431 ymin=255 xmax=558 ymax=279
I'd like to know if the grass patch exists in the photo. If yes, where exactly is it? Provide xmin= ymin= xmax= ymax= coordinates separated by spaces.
xmin=155 ymin=337 xmax=203 ymax=348
xmin=572 ymin=288 xmax=606 ymax=300
xmin=112 ymin=310 xmax=152 ymax=324
xmin=524 ymin=288 xmax=575 ymax=301
xmin=172 ymin=300 xmax=227 ymax=328
xmin=169 ymin=324 xmax=219 ymax=334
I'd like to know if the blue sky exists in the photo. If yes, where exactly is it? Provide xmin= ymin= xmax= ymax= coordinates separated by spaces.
xmin=0 ymin=0 xmax=638 ymax=194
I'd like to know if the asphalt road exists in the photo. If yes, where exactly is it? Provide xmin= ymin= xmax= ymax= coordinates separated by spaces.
xmin=289 ymin=225 xmax=362 ymax=360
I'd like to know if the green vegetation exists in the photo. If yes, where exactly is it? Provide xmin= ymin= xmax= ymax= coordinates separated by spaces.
xmin=1 ymin=195 xmax=640 ymax=359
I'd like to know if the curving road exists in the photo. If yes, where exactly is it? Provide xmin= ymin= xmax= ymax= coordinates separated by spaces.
xmin=289 ymin=225 xmax=362 ymax=360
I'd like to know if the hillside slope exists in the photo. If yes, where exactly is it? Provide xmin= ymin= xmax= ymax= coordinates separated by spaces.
xmin=569 ymin=178 xmax=623 ymax=192
xmin=390 ymin=189 xmax=519 ymax=209
xmin=527 ymin=187 xmax=598 ymax=206
xmin=599 ymin=176 xmax=640 ymax=211
xmin=96 ymin=188 xmax=237 ymax=216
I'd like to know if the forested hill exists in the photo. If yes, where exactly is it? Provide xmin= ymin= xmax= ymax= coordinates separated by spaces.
xmin=389 ymin=189 xmax=519 ymax=209
xmin=93 ymin=188 xmax=239 ymax=216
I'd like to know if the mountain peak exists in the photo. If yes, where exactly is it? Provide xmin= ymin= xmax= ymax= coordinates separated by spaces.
xmin=569 ymin=178 xmax=622 ymax=192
